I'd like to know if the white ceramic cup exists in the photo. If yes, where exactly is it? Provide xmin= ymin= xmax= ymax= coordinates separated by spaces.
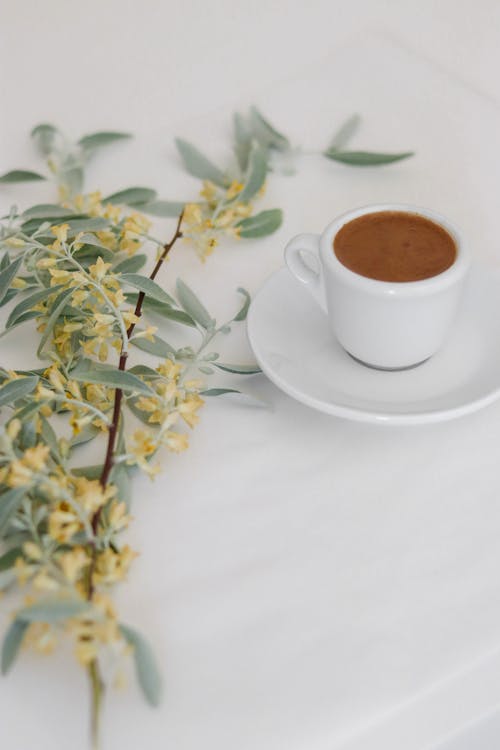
xmin=284 ymin=204 xmax=470 ymax=370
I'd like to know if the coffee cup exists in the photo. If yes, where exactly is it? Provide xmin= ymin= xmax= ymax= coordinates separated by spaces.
xmin=284 ymin=204 xmax=470 ymax=370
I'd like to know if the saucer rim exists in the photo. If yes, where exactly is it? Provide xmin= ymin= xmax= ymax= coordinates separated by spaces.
xmin=247 ymin=267 xmax=500 ymax=425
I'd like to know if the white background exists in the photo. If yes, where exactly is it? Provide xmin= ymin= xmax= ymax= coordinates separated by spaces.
xmin=1 ymin=1 xmax=500 ymax=749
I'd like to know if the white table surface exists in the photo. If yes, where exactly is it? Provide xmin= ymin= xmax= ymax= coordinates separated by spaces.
xmin=1 ymin=2 xmax=500 ymax=748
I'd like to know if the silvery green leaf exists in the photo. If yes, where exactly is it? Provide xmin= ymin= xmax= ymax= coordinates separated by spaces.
xmin=17 ymin=598 xmax=92 ymax=623
xmin=125 ymin=289 xmax=177 ymax=309
xmin=236 ymin=209 xmax=283 ymax=238
xmin=110 ymin=465 xmax=133 ymax=510
xmin=135 ymin=200 xmax=186 ymax=217
xmin=327 ymin=114 xmax=361 ymax=152
xmin=22 ymin=204 xmax=76 ymax=220
xmin=219 ymin=325 xmax=231 ymax=334
xmin=198 ymin=366 xmax=213 ymax=375
xmin=126 ymin=397 xmax=154 ymax=424
xmin=128 ymin=364 xmax=160 ymax=379
xmin=131 ymin=334 xmax=175 ymax=358
xmin=6 ymin=284 xmax=64 ymax=328
xmin=40 ymin=416 xmax=60 ymax=460
xmin=201 ymin=388 xmax=268 ymax=407
xmin=175 ymin=346 xmax=195 ymax=359
xmin=0 ymin=547 xmax=22 ymax=572
xmin=0 ymin=170 xmax=46 ymax=184
xmin=233 ymin=112 xmax=253 ymax=172
xmin=176 ymin=279 xmax=213 ymax=330
xmin=0 ymin=487 xmax=27 ymax=535
xmin=324 ymin=150 xmax=414 ymax=165
xmin=175 ymin=138 xmax=227 ymax=188
xmin=0 ymin=568 xmax=18 ymax=590
xmin=71 ymin=359 xmax=154 ymax=395
xmin=0 ymin=288 xmax=17 ymax=309
xmin=119 ymin=624 xmax=162 ymax=707
xmin=1 ymin=620 xmax=29 ymax=674
xmin=78 ymin=131 xmax=132 ymax=150
xmin=69 ymin=423 xmax=100 ymax=448
xmin=37 ymin=287 xmax=75 ymax=357
xmin=0 ymin=310 xmax=39 ymax=338
xmin=102 ymin=187 xmax=157 ymax=206
xmin=214 ymin=362 xmax=261 ymax=374
xmin=65 ymin=217 xmax=110 ymax=234
xmin=31 ymin=123 xmax=59 ymax=156
xmin=113 ymin=254 xmax=148 ymax=274
xmin=249 ymin=106 xmax=290 ymax=151
xmin=60 ymin=165 xmax=84 ymax=196
xmin=141 ymin=299 xmax=196 ymax=328
xmin=238 ymin=145 xmax=267 ymax=203
xmin=201 ymin=352 xmax=219 ymax=361
xmin=121 ymin=273 xmax=175 ymax=306
xmin=71 ymin=464 xmax=103 ymax=479
xmin=0 ymin=256 xmax=23 ymax=304
xmin=0 ymin=376 xmax=38 ymax=408
xmin=233 ymin=287 xmax=251 ymax=322
xmin=0 ymin=252 xmax=10 ymax=270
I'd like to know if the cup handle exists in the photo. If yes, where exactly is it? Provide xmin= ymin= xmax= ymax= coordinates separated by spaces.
xmin=284 ymin=233 xmax=327 ymax=313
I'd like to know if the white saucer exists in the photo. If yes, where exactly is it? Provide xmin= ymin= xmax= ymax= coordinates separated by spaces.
xmin=247 ymin=265 xmax=500 ymax=424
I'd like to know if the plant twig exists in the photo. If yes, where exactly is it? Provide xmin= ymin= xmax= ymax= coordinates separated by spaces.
xmin=85 ymin=210 xmax=183 ymax=745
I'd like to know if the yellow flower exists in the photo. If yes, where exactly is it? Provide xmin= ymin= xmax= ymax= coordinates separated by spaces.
xmin=25 ymin=622 xmax=57 ymax=655
xmin=22 ymin=444 xmax=50 ymax=472
xmin=8 ymin=460 xmax=33 ymax=487
xmin=178 ymin=393 xmax=204 ymax=428
xmin=200 ymin=181 xmax=217 ymax=202
xmin=163 ymin=431 xmax=189 ymax=452
xmin=51 ymin=223 xmax=70 ymax=244
xmin=5 ymin=236 xmax=25 ymax=248
xmin=7 ymin=418 xmax=21 ymax=440
xmin=156 ymin=359 xmax=183 ymax=380
xmin=89 ymin=256 xmax=112 ymax=281
xmin=11 ymin=277 xmax=27 ymax=290
xmin=36 ymin=257 xmax=57 ymax=269
xmin=23 ymin=541 xmax=43 ymax=561
xmin=226 ymin=180 xmax=244 ymax=199
xmin=59 ymin=547 xmax=89 ymax=583
xmin=182 ymin=203 xmax=203 ymax=227
xmin=108 ymin=501 xmax=130 ymax=532
xmin=48 ymin=503 xmax=82 ymax=543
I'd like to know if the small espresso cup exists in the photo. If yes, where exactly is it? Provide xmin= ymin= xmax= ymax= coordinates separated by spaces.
xmin=284 ymin=204 xmax=469 ymax=370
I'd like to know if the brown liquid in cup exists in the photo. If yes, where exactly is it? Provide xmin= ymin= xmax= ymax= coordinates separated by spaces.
xmin=333 ymin=211 xmax=457 ymax=283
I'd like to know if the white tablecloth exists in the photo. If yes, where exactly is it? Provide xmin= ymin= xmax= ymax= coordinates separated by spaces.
xmin=1 ymin=2 xmax=500 ymax=748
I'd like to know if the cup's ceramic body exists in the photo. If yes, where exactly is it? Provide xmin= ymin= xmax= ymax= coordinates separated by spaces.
xmin=284 ymin=204 xmax=470 ymax=370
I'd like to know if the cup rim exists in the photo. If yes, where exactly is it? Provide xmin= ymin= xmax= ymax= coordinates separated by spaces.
xmin=319 ymin=203 xmax=469 ymax=295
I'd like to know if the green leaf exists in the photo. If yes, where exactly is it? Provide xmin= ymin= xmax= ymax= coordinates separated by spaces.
xmin=131 ymin=334 xmax=175 ymax=358
xmin=102 ymin=187 xmax=157 ymax=206
xmin=236 ymin=209 xmax=283 ymax=238
xmin=17 ymin=597 xmax=92 ymax=623
xmin=0 ymin=310 xmax=39 ymax=338
xmin=0 ymin=488 xmax=27 ymax=535
xmin=0 ymin=288 xmax=17 ymax=309
xmin=327 ymin=114 xmax=361 ymax=152
xmin=22 ymin=204 xmax=76 ymax=220
xmin=324 ymin=150 xmax=414 ymax=166
xmin=201 ymin=388 xmax=267 ymax=407
xmin=78 ymin=132 xmax=132 ymax=150
xmin=31 ymin=124 xmax=60 ymax=156
xmin=139 ymin=298 xmax=196 ymax=327
xmin=40 ymin=415 xmax=61 ymax=461
xmin=250 ymin=106 xmax=290 ymax=151
xmin=238 ymin=145 xmax=267 ymax=203
xmin=0 ymin=547 xmax=22 ymax=572
xmin=6 ymin=284 xmax=64 ymax=328
xmin=121 ymin=273 xmax=176 ymax=306
xmin=233 ymin=112 xmax=253 ymax=172
xmin=71 ymin=359 xmax=154 ymax=395
xmin=119 ymin=624 xmax=162 ymax=707
xmin=233 ymin=287 xmax=251 ymax=322
xmin=0 ymin=256 xmax=23 ymax=304
xmin=69 ymin=423 xmax=100 ymax=448
xmin=0 ymin=376 xmax=38 ymax=408
xmin=135 ymin=200 xmax=186 ymax=217
xmin=0 ymin=170 xmax=46 ymax=184
xmin=128 ymin=364 xmax=160 ymax=379
xmin=37 ymin=287 xmax=75 ymax=357
xmin=214 ymin=362 xmax=261 ymax=374
xmin=175 ymin=279 xmax=213 ymax=329
xmin=65 ymin=217 xmax=110 ymax=234
xmin=175 ymin=138 xmax=227 ymax=188
xmin=113 ymin=254 xmax=147 ymax=274
xmin=59 ymin=165 xmax=84 ymax=196
xmin=1 ymin=620 xmax=29 ymax=674
xmin=71 ymin=464 xmax=103 ymax=479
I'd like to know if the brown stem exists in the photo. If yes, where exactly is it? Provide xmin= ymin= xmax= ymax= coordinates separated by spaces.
xmin=85 ymin=211 xmax=184 ymax=747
